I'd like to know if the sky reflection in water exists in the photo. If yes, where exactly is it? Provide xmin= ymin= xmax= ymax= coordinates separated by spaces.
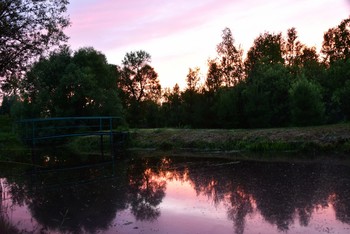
xmin=1 ymin=155 xmax=350 ymax=234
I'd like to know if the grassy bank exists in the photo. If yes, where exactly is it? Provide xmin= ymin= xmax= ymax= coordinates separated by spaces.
xmin=127 ymin=124 xmax=350 ymax=154
xmin=1 ymin=113 xmax=350 ymax=159
xmin=0 ymin=115 xmax=29 ymax=161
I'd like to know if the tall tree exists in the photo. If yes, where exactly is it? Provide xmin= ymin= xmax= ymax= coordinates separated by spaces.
xmin=118 ymin=50 xmax=161 ymax=106
xmin=245 ymin=32 xmax=284 ymax=76
xmin=322 ymin=16 xmax=350 ymax=64
xmin=185 ymin=67 xmax=201 ymax=92
xmin=118 ymin=50 xmax=161 ymax=127
xmin=243 ymin=63 xmax=291 ymax=128
xmin=216 ymin=28 xmax=244 ymax=86
xmin=0 ymin=0 xmax=70 ymax=94
xmin=289 ymin=78 xmax=325 ymax=126
xmin=284 ymin=28 xmax=303 ymax=68
xmin=205 ymin=59 xmax=222 ymax=93
xmin=17 ymin=47 xmax=123 ymax=118
xmin=162 ymin=83 xmax=183 ymax=127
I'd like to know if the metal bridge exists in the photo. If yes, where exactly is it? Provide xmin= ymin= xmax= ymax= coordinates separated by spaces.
xmin=17 ymin=116 xmax=125 ymax=159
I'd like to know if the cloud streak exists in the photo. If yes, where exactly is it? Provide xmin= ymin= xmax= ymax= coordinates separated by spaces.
xmin=67 ymin=0 xmax=235 ymax=50
xmin=66 ymin=0 xmax=350 ymax=88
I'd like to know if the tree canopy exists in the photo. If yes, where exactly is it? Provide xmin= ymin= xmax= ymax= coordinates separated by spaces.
xmin=14 ymin=47 xmax=122 ymax=118
xmin=322 ymin=17 xmax=350 ymax=64
xmin=2 ymin=14 xmax=350 ymax=129
xmin=118 ymin=50 xmax=161 ymax=105
xmin=0 ymin=0 xmax=70 ymax=95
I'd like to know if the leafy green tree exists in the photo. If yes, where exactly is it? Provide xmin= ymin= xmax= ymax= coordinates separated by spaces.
xmin=0 ymin=0 xmax=70 ymax=95
xmin=242 ymin=32 xmax=290 ymax=128
xmin=216 ymin=28 xmax=244 ymax=86
xmin=289 ymin=78 xmax=325 ymax=126
xmin=118 ymin=50 xmax=161 ymax=105
xmin=283 ymin=28 xmax=324 ymax=82
xmin=245 ymin=32 xmax=284 ymax=76
xmin=283 ymin=27 xmax=306 ymax=79
xmin=161 ymin=84 xmax=184 ymax=127
xmin=181 ymin=67 xmax=203 ymax=127
xmin=243 ymin=63 xmax=291 ymax=128
xmin=140 ymin=100 xmax=161 ymax=128
xmin=205 ymin=59 xmax=222 ymax=93
xmin=215 ymin=84 xmax=246 ymax=128
xmin=185 ymin=67 xmax=201 ymax=92
xmin=325 ymin=59 xmax=350 ymax=121
xmin=322 ymin=16 xmax=350 ymax=65
xmin=333 ymin=80 xmax=350 ymax=120
xmin=284 ymin=28 xmax=303 ymax=68
xmin=17 ymin=47 xmax=123 ymax=118
xmin=298 ymin=47 xmax=323 ymax=78
xmin=117 ymin=50 xmax=161 ymax=127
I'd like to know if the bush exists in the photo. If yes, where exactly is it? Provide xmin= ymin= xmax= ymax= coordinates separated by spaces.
xmin=289 ymin=78 xmax=325 ymax=126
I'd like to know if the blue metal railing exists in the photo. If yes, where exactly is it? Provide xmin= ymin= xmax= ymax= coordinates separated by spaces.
xmin=17 ymin=116 xmax=122 ymax=144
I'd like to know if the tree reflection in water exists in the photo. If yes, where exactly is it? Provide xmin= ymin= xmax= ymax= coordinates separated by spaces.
xmin=178 ymin=158 xmax=350 ymax=233
xmin=4 ymin=161 xmax=129 ymax=233
xmin=127 ymin=157 xmax=168 ymax=221
xmin=1 ymin=155 xmax=350 ymax=233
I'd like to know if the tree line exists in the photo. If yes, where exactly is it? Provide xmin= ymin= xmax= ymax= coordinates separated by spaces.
xmin=0 ymin=1 xmax=349 ymax=128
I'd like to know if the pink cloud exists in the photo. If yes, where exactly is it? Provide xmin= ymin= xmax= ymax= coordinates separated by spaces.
xmin=66 ymin=0 xmax=235 ymax=50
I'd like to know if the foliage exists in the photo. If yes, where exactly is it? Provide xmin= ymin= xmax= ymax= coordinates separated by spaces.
xmin=243 ymin=63 xmax=291 ymax=128
xmin=216 ymin=28 xmax=244 ymax=86
xmin=0 ymin=0 xmax=70 ymax=95
xmin=185 ymin=67 xmax=201 ymax=92
xmin=289 ymin=78 xmax=325 ymax=126
xmin=156 ymin=17 xmax=350 ymax=129
xmin=245 ymin=32 xmax=284 ymax=75
xmin=322 ymin=16 xmax=350 ymax=64
xmin=117 ymin=50 xmax=161 ymax=127
xmin=321 ymin=59 xmax=350 ymax=122
xmin=205 ymin=59 xmax=222 ymax=93
xmin=2 ymin=12 xmax=350 ymax=130
xmin=118 ymin=50 xmax=161 ymax=105
xmin=15 ymin=47 xmax=123 ymax=118
xmin=333 ymin=80 xmax=350 ymax=120
xmin=215 ymin=85 xmax=245 ymax=128
xmin=161 ymin=84 xmax=183 ymax=127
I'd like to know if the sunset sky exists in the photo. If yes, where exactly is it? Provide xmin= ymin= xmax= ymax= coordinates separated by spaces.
xmin=66 ymin=0 xmax=350 ymax=89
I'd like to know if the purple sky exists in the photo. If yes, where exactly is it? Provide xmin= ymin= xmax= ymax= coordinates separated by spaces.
xmin=66 ymin=0 xmax=350 ymax=89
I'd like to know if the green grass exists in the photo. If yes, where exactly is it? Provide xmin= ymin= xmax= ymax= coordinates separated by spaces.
xmin=0 ymin=115 xmax=29 ymax=161
xmin=1 ymin=113 xmax=350 ymax=160
xmin=126 ymin=124 xmax=350 ymax=154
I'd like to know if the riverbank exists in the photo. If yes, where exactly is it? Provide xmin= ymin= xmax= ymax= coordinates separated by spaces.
xmin=127 ymin=124 xmax=350 ymax=154
xmin=1 ymin=112 xmax=350 ymax=160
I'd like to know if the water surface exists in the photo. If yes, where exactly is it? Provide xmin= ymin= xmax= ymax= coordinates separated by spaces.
xmin=1 ymin=153 xmax=350 ymax=233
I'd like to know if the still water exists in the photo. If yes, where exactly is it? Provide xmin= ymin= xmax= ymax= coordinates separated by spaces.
xmin=1 ymin=153 xmax=350 ymax=234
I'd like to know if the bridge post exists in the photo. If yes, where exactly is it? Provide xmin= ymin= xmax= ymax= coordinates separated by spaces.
xmin=31 ymin=121 xmax=38 ymax=166
xmin=110 ymin=118 xmax=115 ymax=159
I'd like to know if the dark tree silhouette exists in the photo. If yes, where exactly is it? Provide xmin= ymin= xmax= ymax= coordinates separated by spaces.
xmin=245 ymin=32 xmax=284 ymax=75
xmin=17 ymin=47 xmax=123 ymax=118
xmin=216 ymin=28 xmax=244 ymax=86
xmin=185 ymin=67 xmax=201 ymax=92
xmin=322 ymin=16 xmax=350 ymax=64
xmin=0 ymin=0 xmax=70 ymax=95
xmin=205 ymin=59 xmax=222 ymax=93
xmin=118 ymin=50 xmax=161 ymax=105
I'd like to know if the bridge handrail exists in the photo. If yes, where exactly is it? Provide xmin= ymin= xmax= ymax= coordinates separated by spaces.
xmin=18 ymin=116 xmax=122 ymax=123
xmin=17 ymin=116 xmax=122 ymax=143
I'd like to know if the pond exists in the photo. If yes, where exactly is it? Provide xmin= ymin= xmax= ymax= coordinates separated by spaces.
xmin=0 ymin=152 xmax=350 ymax=234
